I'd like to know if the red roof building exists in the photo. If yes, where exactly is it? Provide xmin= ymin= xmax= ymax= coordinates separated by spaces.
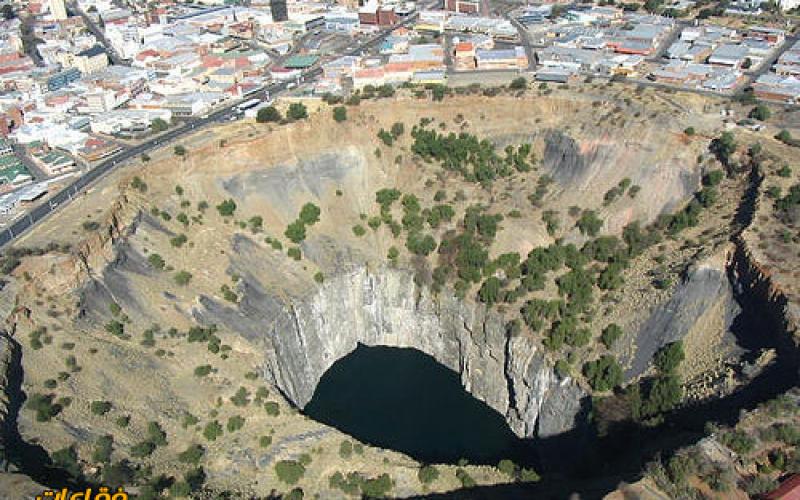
xmin=766 ymin=475 xmax=800 ymax=500
xmin=202 ymin=55 xmax=224 ymax=68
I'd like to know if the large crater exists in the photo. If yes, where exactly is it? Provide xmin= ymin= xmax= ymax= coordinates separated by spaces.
xmin=4 ymin=93 xmax=756 ymax=497
xmin=254 ymin=266 xmax=587 ymax=439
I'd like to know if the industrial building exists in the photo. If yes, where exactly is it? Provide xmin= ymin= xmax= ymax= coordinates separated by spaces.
xmin=0 ymin=144 xmax=32 ymax=191
xmin=475 ymin=47 xmax=528 ymax=71
xmin=32 ymin=148 xmax=76 ymax=176
xmin=358 ymin=1 xmax=398 ymax=27
xmin=46 ymin=67 xmax=81 ymax=91
xmin=445 ymin=0 xmax=485 ymax=16
xmin=270 ymin=0 xmax=288 ymax=22
xmin=753 ymin=74 xmax=800 ymax=102
xmin=284 ymin=55 xmax=319 ymax=69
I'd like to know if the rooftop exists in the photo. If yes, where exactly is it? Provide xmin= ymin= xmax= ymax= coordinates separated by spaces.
xmin=284 ymin=54 xmax=319 ymax=69
xmin=77 ymin=44 xmax=107 ymax=58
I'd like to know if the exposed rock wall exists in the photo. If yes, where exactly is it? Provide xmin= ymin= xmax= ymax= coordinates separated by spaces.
xmin=258 ymin=267 xmax=588 ymax=439
xmin=731 ymin=168 xmax=800 ymax=356
xmin=0 ymin=331 xmax=14 ymax=469
xmin=540 ymin=129 xmax=702 ymax=234
xmin=72 ymin=195 xmax=141 ymax=285
xmin=733 ymin=159 xmax=799 ymax=369
xmin=627 ymin=251 xmax=740 ymax=379
xmin=732 ymin=239 xmax=800 ymax=361
xmin=0 ymin=329 xmax=55 ymax=494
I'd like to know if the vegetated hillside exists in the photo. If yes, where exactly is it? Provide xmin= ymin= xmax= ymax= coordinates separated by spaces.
xmin=0 ymin=89 xmax=790 ymax=498
xmin=611 ymin=391 xmax=800 ymax=500
xmin=608 ymin=118 xmax=800 ymax=500
xmin=741 ymin=134 xmax=800 ymax=331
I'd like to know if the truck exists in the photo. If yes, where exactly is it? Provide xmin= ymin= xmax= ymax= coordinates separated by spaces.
xmin=235 ymin=99 xmax=261 ymax=112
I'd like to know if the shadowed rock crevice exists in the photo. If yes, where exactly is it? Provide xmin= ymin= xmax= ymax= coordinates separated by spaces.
xmin=248 ymin=266 xmax=589 ymax=440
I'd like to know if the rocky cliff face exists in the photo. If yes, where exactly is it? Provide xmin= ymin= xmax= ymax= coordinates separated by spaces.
xmin=0 ymin=329 xmax=53 ymax=495
xmin=41 ymin=188 xmax=588 ymax=443
xmin=0 ymin=331 xmax=14 ymax=469
xmin=732 ymin=239 xmax=800 ymax=361
xmin=245 ymin=267 xmax=587 ymax=439
xmin=540 ymin=129 xmax=702 ymax=234
xmin=627 ymin=251 xmax=741 ymax=380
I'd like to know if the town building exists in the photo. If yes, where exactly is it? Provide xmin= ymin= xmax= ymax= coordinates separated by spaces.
xmin=32 ymin=147 xmax=76 ymax=176
xmin=12 ymin=121 xmax=89 ymax=154
xmin=270 ymin=0 xmax=288 ymax=22
xmin=746 ymin=26 xmax=786 ymax=45
xmin=651 ymin=61 xmax=742 ymax=90
xmin=322 ymin=55 xmax=361 ymax=80
xmin=46 ymin=67 xmax=82 ymax=91
xmin=49 ymin=0 xmax=68 ymax=21
xmin=90 ymin=108 xmax=173 ymax=137
xmin=708 ymin=44 xmax=749 ymax=68
xmin=415 ymin=10 xmax=447 ymax=33
xmin=0 ymin=141 xmax=32 ymax=192
xmin=270 ymin=66 xmax=302 ymax=80
xmin=445 ymin=16 xmax=518 ymax=41
xmin=72 ymin=45 xmax=110 ymax=74
xmin=412 ymin=70 xmax=446 ymax=85
xmin=445 ymin=0 xmax=485 ymax=16
xmin=765 ymin=474 xmax=800 ymax=499
xmin=324 ymin=13 xmax=360 ymax=34
xmin=0 ymin=137 xmax=11 ymax=156
xmin=358 ymin=1 xmax=398 ymax=27
xmin=752 ymin=73 xmax=800 ymax=102
xmin=475 ymin=47 xmax=528 ymax=71
xmin=453 ymin=41 xmax=476 ymax=70
xmin=0 ymin=105 xmax=24 ymax=137
xmin=535 ymin=68 xmax=577 ymax=83
xmin=284 ymin=55 xmax=319 ymax=69
xmin=77 ymin=137 xmax=122 ymax=162
xmin=776 ymin=41 xmax=800 ymax=76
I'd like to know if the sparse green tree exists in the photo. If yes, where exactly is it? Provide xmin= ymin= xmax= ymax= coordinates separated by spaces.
xmin=418 ymin=465 xmax=439 ymax=485
xmin=583 ymin=355 xmax=623 ymax=392
xmin=174 ymin=271 xmax=192 ymax=286
xmin=749 ymin=104 xmax=771 ymax=121
xmin=256 ymin=106 xmax=282 ymax=123
xmin=653 ymin=341 xmax=684 ymax=374
xmin=275 ymin=460 xmax=306 ymax=484
xmin=509 ymin=77 xmax=527 ymax=90
xmin=151 ymin=118 xmax=169 ymax=132
xmin=287 ymin=103 xmax=308 ymax=121
xmin=203 ymin=421 xmax=223 ymax=441
xmin=90 ymin=400 xmax=112 ymax=416
xmin=92 ymin=435 xmax=114 ymax=463
xmin=333 ymin=106 xmax=347 ymax=122
xmin=601 ymin=324 xmax=622 ymax=348
xmin=216 ymin=199 xmax=237 ymax=217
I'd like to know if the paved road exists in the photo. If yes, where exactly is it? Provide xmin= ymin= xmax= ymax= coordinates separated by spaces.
xmin=0 ymin=13 xmax=422 ymax=250
xmin=646 ymin=20 xmax=689 ymax=62
xmin=744 ymin=35 xmax=799 ymax=87
xmin=443 ymin=34 xmax=455 ymax=71
xmin=451 ymin=68 xmax=522 ymax=77
xmin=0 ymin=76 xmax=300 ymax=248
xmin=69 ymin=2 xmax=126 ymax=65
xmin=506 ymin=15 xmax=536 ymax=72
